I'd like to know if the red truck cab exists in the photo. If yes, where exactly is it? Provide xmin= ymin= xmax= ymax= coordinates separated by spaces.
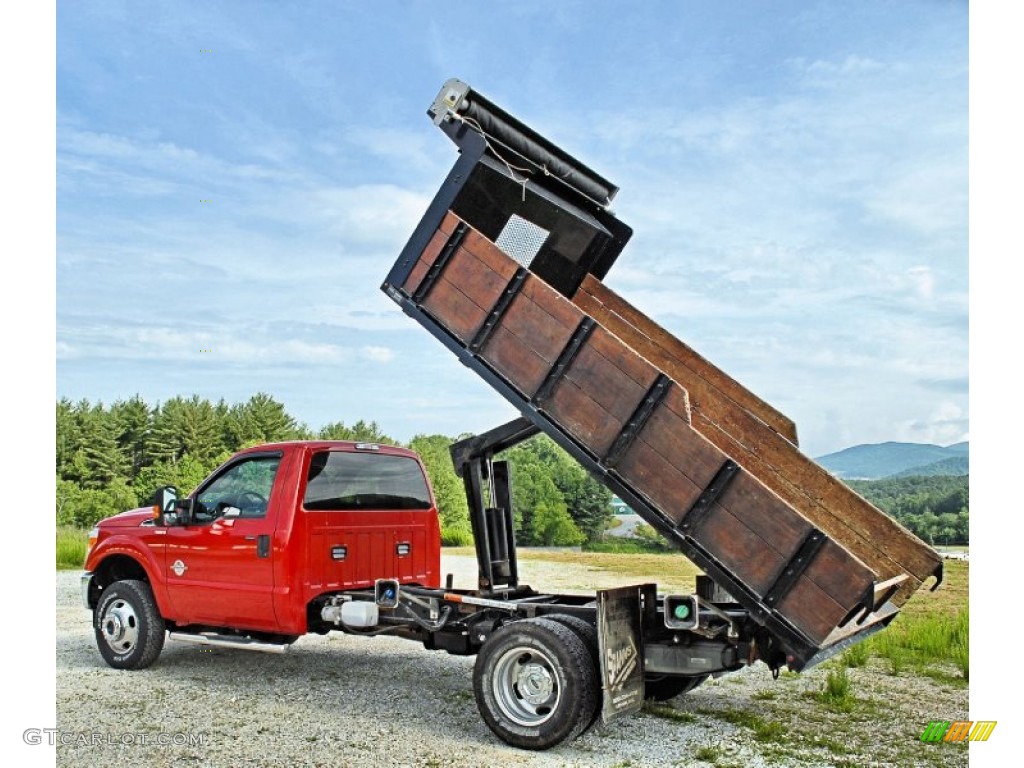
xmin=82 ymin=441 xmax=441 ymax=665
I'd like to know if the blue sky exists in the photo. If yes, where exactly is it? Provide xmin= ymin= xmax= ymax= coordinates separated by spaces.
xmin=56 ymin=1 xmax=967 ymax=457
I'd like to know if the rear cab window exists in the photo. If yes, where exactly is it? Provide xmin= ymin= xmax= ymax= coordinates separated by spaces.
xmin=302 ymin=450 xmax=433 ymax=511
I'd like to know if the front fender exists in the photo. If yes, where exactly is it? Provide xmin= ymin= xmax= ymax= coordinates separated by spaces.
xmin=84 ymin=534 xmax=173 ymax=619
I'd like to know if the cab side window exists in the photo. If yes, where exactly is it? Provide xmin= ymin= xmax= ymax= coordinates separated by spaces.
xmin=194 ymin=456 xmax=282 ymax=521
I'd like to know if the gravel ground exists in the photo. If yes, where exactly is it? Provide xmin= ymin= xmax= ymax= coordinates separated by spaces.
xmin=56 ymin=556 xmax=968 ymax=767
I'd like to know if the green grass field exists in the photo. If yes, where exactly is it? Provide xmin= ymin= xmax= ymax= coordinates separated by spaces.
xmin=862 ymin=560 xmax=968 ymax=680
xmin=57 ymin=526 xmax=88 ymax=570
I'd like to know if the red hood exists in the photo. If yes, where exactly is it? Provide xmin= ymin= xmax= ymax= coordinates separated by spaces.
xmin=99 ymin=506 xmax=155 ymax=528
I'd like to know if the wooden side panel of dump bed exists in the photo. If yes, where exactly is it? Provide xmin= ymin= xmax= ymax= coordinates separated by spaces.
xmin=573 ymin=277 xmax=943 ymax=607
xmin=398 ymin=212 xmax=925 ymax=649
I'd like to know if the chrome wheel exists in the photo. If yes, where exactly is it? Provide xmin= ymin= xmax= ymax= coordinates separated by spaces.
xmin=492 ymin=645 xmax=561 ymax=727
xmin=100 ymin=597 xmax=140 ymax=654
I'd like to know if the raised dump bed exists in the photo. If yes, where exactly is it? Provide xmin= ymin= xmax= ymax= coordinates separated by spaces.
xmin=382 ymin=79 xmax=942 ymax=669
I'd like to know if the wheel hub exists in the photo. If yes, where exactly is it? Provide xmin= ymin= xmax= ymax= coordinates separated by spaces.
xmin=101 ymin=599 xmax=139 ymax=652
xmin=517 ymin=663 xmax=554 ymax=704
xmin=103 ymin=615 xmax=122 ymax=639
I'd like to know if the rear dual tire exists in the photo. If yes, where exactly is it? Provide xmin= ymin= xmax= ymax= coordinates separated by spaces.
xmin=473 ymin=617 xmax=600 ymax=750
xmin=643 ymin=673 xmax=708 ymax=701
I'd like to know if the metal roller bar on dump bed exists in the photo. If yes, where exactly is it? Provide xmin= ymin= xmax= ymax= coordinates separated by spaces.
xmin=382 ymin=79 xmax=943 ymax=670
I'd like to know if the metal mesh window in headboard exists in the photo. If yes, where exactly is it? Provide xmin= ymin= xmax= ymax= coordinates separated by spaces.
xmin=495 ymin=215 xmax=549 ymax=268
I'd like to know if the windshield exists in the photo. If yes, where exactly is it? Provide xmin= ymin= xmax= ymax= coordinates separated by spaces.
xmin=303 ymin=451 xmax=432 ymax=511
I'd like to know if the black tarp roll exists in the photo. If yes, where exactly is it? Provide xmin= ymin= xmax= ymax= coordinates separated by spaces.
xmin=460 ymin=98 xmax=616 ymax=207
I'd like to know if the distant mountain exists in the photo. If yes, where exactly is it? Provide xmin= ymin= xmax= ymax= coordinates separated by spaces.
xmin=815 ymin=441 xmax=969 ymax=480
xmin=891 ymin=455 xmax=970 ymax=478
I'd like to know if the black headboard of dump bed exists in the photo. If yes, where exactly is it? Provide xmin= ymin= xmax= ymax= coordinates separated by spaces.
xmin=385 ymin=78 xmax=633 ymax=300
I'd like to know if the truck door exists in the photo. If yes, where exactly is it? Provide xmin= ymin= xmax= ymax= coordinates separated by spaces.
xmin=164 ymin=451 xmax=283 ymax=630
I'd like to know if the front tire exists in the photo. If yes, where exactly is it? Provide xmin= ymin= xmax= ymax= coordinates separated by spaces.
xmin=473 ymin=617 xmax=599 ymax=750
xmin=94 ymin=579 xmax=165 ymax=669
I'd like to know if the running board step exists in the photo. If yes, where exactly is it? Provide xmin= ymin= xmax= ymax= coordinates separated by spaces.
xmin=168 ymin=632 xmax=290 ymax=654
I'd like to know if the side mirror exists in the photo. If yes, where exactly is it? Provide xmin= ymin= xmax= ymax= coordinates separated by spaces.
xmin=152 ymin=486 xmax=178 ymax=525
xmin=165 ymin=497 xmax=195 ymax=527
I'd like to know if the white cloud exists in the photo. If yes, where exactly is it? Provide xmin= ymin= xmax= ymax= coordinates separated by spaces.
xmin=360 ymin=346 xmax=394 ymax=363
xmin=864 ymin=161 xmax=967 ymax=235
xmin=897 ymin=401 xmax=969 ymax=446
xmin=344 ymin=127 xmax=448 ymax=177
xmin=56 ymin=341 xmax=79 ymax=360
xmin=906 ymin=266 xmax=935 ymax=300
xmin=799 ymin=54 xmax=886 ymax=84
xmin=57 ymin=320 xmax=361 ymax=366
xmin=315 ymin=184 xmax=432 ymax=247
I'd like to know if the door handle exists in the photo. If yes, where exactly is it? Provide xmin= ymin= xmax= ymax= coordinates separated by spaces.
xmin=257 ymin=534 xmax=270 ymax=558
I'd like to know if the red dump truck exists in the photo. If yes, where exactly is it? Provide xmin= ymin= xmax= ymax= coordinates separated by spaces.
xmin=83 ymin=78 xmax=943 ymax=750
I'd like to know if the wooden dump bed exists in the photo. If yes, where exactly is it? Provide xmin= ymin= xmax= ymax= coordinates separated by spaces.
xmin=389 ymin=209 xmax=942 ymax=666
xmin=573 ymin=276 xmax=942 ymax=608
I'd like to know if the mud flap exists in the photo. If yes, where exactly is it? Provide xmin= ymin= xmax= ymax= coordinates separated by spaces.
xmin=597 ymin=584 xmax=654 ymax=724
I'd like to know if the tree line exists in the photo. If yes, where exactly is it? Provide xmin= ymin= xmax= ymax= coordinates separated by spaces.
xmin=55 ymin=394 xmax=612 ymax=547
xmin=55 ymin=393 xmax=965 ymax=549
xmin=847 ymin=475 xmax=969 ymax=545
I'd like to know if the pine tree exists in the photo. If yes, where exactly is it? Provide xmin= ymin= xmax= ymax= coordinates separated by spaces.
xmin=502 ymin=444 xmax=585 ymax=545
xmin=348 ymin=420 xmax=394 ymax=444
xmin=410 ymin=434 xmax=472 ymax=545
xmin=229 ymin=393 xmax=297 ymax=446
xmin=538 ymin=439 xmax=613 ymax=541
xmin=215 ymin=398 xmax=235 ymax=451
xmin=148 ymin=396 xmax=223 ymax=465
xmin=176 ymin=396 xmax=224 ymax=463
xmin=56 ymin=398 xmax=81 ymax=478
xmin=78 ymin=402 xmax=126 ymax=488
xmin=318 ymin=421 xmax=357 ymax=440
xmin=317 ymin=419 xmax=395 ymax=443
xmin=111 ymin=395 xmax=152 ymax=481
